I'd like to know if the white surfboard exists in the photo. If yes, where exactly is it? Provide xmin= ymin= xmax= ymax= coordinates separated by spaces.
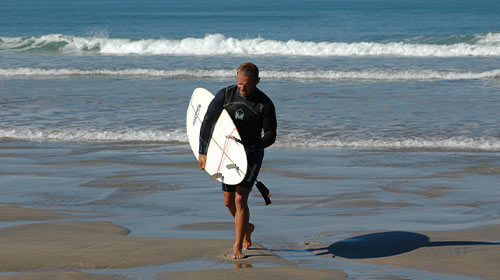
xmin=186 ymin=87 xmax=247 ymax=185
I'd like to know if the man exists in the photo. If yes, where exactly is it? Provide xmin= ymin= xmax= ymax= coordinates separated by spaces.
xmin=198 ymin=62 xmax=277 ymax=259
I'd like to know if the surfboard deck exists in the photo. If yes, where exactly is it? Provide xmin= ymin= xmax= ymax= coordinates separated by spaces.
xmin=186 ymin=87 xmax=248 ymax=185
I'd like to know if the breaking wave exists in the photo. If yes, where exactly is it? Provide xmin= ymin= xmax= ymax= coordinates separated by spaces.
xmin=276 ymin=134 xmax=500 ymax=151
xmin=2 ymin=128 xmax=499 ymax=151
xmin=1 ymin=67 xmax=499 ymax=81
xmin=1 ymin=32 xmax=500 ymax=57
xmin=0 ymin=128 xmax=187 ymax=143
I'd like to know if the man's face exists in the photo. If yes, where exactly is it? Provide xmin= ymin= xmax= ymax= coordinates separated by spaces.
xmin=236 ymin=72 xmax=259 ymax=98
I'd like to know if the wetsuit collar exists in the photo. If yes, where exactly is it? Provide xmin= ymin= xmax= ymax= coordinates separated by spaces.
xmin=237 ymin=87 xmax=258 ymax=99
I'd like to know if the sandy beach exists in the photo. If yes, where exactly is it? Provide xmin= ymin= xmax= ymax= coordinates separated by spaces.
xmin=0 ymin=205 xmax=345 ymax=279
xmin=3 ymin=0 xmax=500 ymax=278
xmin=308 ymin=224 xmax=500 ymax=280
xmin=0 ymin=205 xmax=499 ymax=279
xmin=1 ymin=138 xmax=500 ymax=280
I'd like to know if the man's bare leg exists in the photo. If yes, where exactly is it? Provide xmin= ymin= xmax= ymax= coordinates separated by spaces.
xmin=224 ymin=191 xmax=254 ymax=250
xmin=233 ymin=186 xmax=250 ymax=259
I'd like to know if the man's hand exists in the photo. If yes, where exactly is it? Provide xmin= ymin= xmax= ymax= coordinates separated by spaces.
xmin=198 ymin=154 xmax=207 ymax=170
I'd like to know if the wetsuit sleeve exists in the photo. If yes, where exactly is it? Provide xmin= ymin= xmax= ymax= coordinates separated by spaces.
xmin=199 ymin=88 xmax=225 ymax=155
xmin=253 ymin=102 xmax=277 ymax=151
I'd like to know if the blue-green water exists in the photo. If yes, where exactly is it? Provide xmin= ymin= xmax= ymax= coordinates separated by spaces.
xmin=1 ymin=1 xmax=499 ymax=279
xmin=1 ymin=0 xmax=499 ymax=148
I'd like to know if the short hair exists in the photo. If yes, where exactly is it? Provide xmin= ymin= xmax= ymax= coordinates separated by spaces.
xmin=237 ymin=62 xmax=259 ymax=80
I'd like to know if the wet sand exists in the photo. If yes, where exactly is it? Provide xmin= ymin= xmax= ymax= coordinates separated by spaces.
xmin=357 ymin=225 xmax=500 ymax=280
xmin=0 ymin=205 xmax=70 ymax=222
xmin=1 ymin=145 xmax=499 ymax=279
xmin=0 ymin=206 xmax=346 ymax=280
xmin=2 ymin=206 xmax=500 ymax=279
xmin=158 ymin=267 xmax=346 ymax=280
xmin=308 ymin=224 xmax=500 ymax=280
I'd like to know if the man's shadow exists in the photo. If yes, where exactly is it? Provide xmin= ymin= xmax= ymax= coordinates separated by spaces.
xmin=312 ymin=231 xmax=499 ymax=259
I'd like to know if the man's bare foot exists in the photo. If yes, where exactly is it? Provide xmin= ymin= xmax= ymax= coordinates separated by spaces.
xmin=243 ymin=223 xmax=255 ymax=250
xmin=233 ymin=242 xmax=246 ymax=259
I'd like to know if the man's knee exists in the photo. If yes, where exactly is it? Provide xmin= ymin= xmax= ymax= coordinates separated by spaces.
xmin=235 ymin=187 xmax=250 ymax=209
xmin=224 ymin=192 xmax=235 ymax=208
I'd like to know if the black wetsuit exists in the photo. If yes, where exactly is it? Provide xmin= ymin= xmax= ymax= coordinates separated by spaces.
xmin=199 ymin=85 xmax=277 ymax=191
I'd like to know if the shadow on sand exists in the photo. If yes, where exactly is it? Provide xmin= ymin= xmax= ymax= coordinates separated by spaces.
xmin=313 ymin=231 xmax=499 ymax=259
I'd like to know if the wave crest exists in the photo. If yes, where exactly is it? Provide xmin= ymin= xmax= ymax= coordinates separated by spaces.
xmin=0 ymin=128 xmax=187 ymax=143
xmin=1 ymin=33 xmax=500 ymax=57
xmin=2 ymin=128 xmax=499 ymax=151
xmin=1 ymin=67 xmax=499 ymax=81
xmin=276 ymin=135 xmax=500 ymax=151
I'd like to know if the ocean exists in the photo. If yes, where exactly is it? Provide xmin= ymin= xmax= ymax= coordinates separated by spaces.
xmin=1 ymin=0 xmax=499 ymax=279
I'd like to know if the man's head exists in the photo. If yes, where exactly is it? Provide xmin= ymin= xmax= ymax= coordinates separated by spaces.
xmin=237 ymin=62 xmax=260 ymax=98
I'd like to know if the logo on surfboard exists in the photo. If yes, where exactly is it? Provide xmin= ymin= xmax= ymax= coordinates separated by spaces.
xmin=193 ymin=104 xmax=202 ymax=125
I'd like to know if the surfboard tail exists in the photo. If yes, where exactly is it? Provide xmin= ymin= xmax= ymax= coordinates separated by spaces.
xmin=256 ymin=181 xmax=271 ymax=205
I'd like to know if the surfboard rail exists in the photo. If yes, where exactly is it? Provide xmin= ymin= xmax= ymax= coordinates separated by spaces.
xmin=186 ymin=87 xmax=248 ymax=185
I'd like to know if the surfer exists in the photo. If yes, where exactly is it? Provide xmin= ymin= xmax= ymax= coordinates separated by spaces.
xmin=198 ymin=62 xmax=277 ymax=259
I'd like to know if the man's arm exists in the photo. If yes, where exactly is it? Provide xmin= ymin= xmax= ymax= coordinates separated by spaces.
xmin=252 ymin=102 xmax=277 ymax=151
xmin=198 ymin=88 xmax=225 ymax=169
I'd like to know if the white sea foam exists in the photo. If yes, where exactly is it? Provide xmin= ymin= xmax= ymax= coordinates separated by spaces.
xmin=0 ymin=128 xmax=187 ymax=143
xmin=2 ymin=33 xmax=500 ymax=57
xmin=275 ymin=135 xmax=500 ymax=151
xmin=477 ymin=32 xmax=500 ymax=45
xmin=2 ymin=128 xmax=499 ymax=150
xmin=1 ymin=67 xmax=499 ymax=81
xmin=0 ymin=68 xmax=233 ymax=79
